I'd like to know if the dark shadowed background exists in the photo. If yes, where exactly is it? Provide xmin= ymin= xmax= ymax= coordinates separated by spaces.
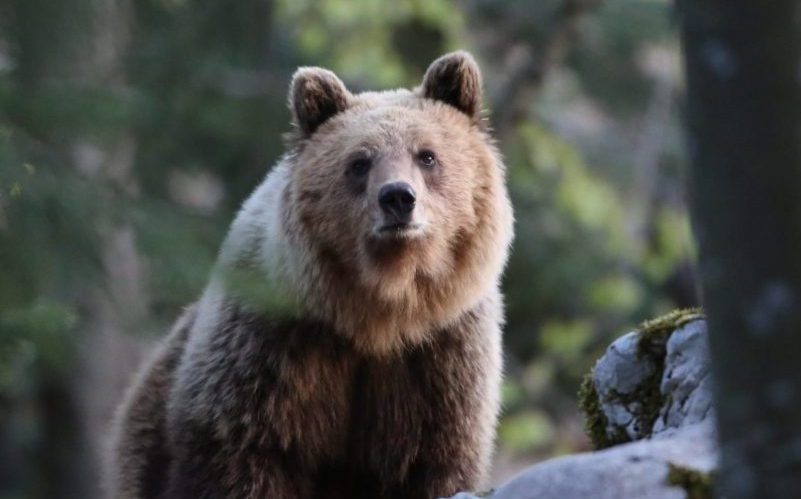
xmin=0 ymin=0 xmax=696 ymax=497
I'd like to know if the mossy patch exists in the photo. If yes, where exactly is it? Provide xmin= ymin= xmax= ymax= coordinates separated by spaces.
xmin=578 ymin=373 xmax=608 ymax=448
xmin=606 ymin=372 xmax=664 ymax=440
xmin=637 ymin=307 xmax=704 ymax=360
xmin=666 ymin=463 xmax=715 ymax=499
xmin=577 ymin=373 xmax=629 ymax=449
xmin=629 ymin=307 xmax=704 ymax=438
xmin=578 ymin=308 xmax=704 ymax=448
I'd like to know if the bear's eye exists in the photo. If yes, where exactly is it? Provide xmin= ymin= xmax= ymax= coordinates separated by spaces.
xmin=417 ymin=150 xmax=438 ymax=169
xmin=349 ymin=158 xmax=371 ymax=177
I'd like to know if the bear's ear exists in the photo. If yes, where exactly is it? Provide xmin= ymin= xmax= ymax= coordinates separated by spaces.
xmin=289 ymin=67 xmax=352 ymax=137
xmin=420 ymin=51 xmax=483 ymax=121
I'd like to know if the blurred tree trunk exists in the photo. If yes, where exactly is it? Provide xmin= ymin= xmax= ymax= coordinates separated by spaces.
xmin=12 ymin=0 xmax=147 ymax=496
xmin=678 ymin=2 xmax=801 ymax=496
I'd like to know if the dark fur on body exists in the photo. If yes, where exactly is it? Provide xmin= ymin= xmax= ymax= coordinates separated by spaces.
xmin=111 ymin=295 xmax=501 ymax=499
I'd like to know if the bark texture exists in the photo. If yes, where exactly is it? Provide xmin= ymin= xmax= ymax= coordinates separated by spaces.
xmin=678 ymin=2 xmax=801 ymax=496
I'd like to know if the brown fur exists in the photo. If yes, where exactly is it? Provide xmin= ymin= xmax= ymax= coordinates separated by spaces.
xmin=106 ymin=307 xmax=196 ymax=499
xmin=290 ymin=67 xmax=352 ymax=136
xmin=108 ymin=51 xmax=513 ymax=499
xmin=420 ymin=51 xmax=483 ymax=121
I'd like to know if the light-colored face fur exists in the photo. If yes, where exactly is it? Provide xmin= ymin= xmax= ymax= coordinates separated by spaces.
xmin=223 ymin=52 xmax=513 ymax=356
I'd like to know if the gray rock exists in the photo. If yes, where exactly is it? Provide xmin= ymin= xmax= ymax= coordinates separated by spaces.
xmin=593 ymin=331 xmax=659 ymax=440
xmin=653 ymin=319 xmax=714 ymax=433
xmin=447 ymin=422 xmax=717 ymax=499
xmin=592 ymin=317 xmax=713 ymax=441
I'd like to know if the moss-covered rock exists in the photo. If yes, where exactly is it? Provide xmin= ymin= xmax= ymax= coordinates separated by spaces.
xmin=578 ymin=308 xmax=706 ymax=448
xmin=633 ymin=308 xmax=705 ymax=437
xmin=637 ymin=307 xmax=704 ymax=360
xmin=577 ymin=374 xmax=605 ymax=447
xmin=578 ymin=373 xmax=628 ymax=449
xmin=606 ymin=367 xmax=665 ymax=441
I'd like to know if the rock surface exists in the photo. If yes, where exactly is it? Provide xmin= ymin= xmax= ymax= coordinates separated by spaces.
xmin=653 ymin=319 xmax=714 ymax=433
xmin=449 ymin=422 xmax=716 ymax=499
xmin=594 ymin=316 xmax=714 ymax=441
xmin=446 ymin=312 xmax=718 ymax=499
xmin=592 ymin=330 xmax=660 ymax=441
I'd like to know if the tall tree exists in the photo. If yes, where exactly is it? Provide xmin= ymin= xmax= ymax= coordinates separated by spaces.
xmin=10 ymin=0 xmax=145 ymax=495
xmin=678 ymin=2 xmax=801 ymax=496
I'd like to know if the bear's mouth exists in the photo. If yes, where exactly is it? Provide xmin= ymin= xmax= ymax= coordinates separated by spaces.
xmin=375 ymin=222 xmax=423 ymax=238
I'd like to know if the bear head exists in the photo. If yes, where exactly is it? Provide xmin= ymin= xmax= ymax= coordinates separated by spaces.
xmin=257 ymin=52 xmax=513 ymax=356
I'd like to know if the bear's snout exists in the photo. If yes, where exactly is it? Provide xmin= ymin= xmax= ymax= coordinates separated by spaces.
xmin=378 ymin=182 xmax=416 ymax=223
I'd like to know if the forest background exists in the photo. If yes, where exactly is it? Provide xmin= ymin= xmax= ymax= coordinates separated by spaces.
xmin=0 ymin=0 xmax=695 ymax=496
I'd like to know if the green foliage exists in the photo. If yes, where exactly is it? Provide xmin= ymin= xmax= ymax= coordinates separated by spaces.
xmin=588 ymin=276 xmax=642 ymax=314
xmin=643 ymin=209 xmax=696 ymax=281
xmin=539 ymin=319 xmax=593 ymax=360
xmin=499 ymin=410 xmax=555 ymax=455
xmin=499 ymin=1 xmax=696 ymax=449
xmin=571 ymin=0 xmax=675 ymax=115
xmin=0 ymin=301 xmax=77 ymax=393
xmin=277 ymin=0 xmax=463 ymax=86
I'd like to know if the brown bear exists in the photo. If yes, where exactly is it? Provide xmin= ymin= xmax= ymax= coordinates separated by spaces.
xmin=107 ymin=51 xmax=514 ymax=499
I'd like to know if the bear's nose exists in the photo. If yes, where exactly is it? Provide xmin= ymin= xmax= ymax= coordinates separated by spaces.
xmin=378 ymin=182 xmax=416 ymax=216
